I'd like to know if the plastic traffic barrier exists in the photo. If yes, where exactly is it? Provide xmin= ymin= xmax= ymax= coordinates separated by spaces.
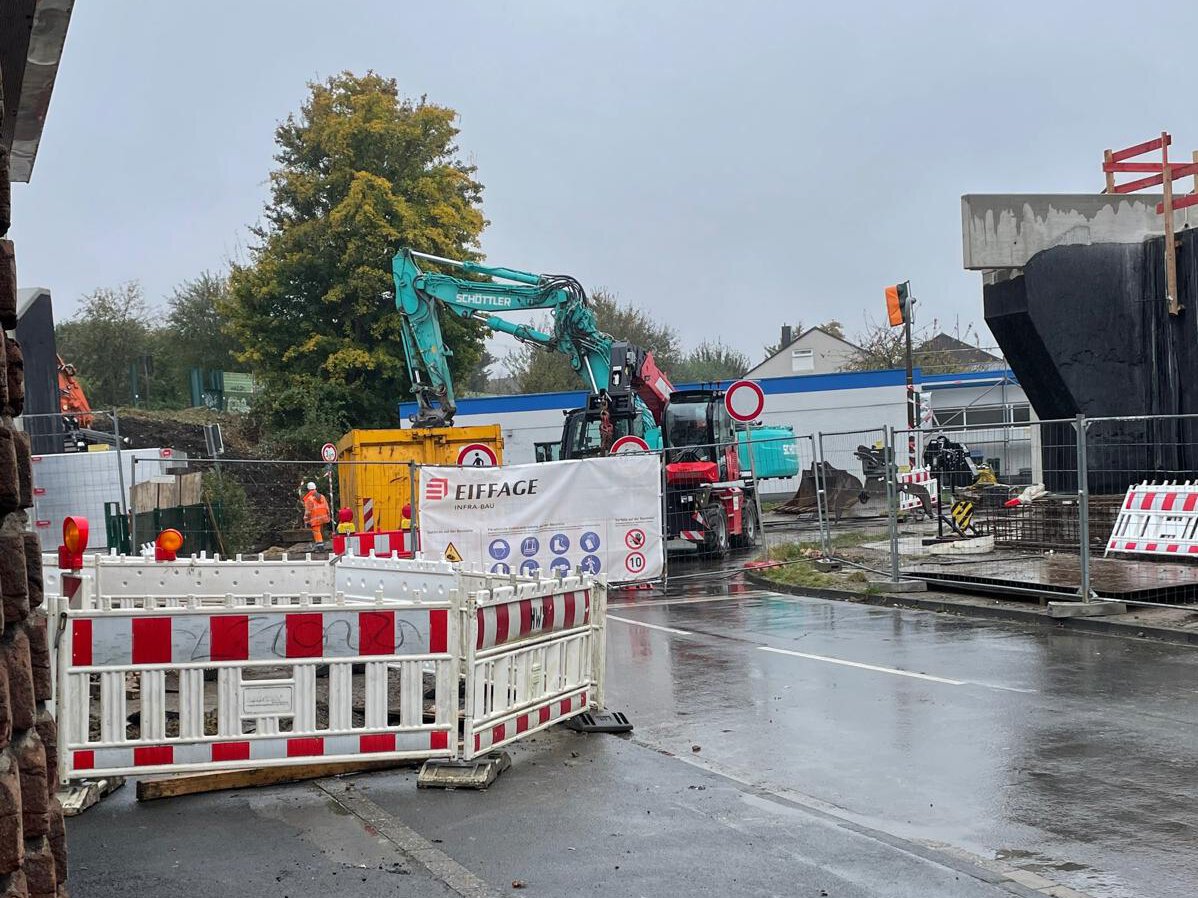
xmin=1106 ymin=481 xmax=1198 ymax=557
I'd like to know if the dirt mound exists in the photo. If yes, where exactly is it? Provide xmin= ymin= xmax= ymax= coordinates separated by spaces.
xmin=113 ymin=408 xmax=326 ymax=551
xmin=114 ymin=408 xmax=254 ymax=457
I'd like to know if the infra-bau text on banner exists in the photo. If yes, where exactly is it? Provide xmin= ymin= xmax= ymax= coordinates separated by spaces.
xmin=418 ymin=456 xmax=663 ymax=583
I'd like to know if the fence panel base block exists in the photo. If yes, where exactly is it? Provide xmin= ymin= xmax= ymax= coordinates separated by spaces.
xmin=417 ymin=752 xmax=511 ymax=790
xmin=565 ymin=710 xmax=633 ymax=734
xmin=58 ymin=777 xmax=126 ymax=816
xmin=1047 ymin=600 xmax=1128 ymax=618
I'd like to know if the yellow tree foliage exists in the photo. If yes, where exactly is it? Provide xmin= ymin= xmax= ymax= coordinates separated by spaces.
xmin=224 ymin=72 xmax=487 ymax=435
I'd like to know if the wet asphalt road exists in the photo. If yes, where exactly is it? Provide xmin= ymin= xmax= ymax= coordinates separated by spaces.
xmin=613 ymin=551 xmax=1198 ymax=898
xmin=66 ymin=544 xmax=1198 ymax=898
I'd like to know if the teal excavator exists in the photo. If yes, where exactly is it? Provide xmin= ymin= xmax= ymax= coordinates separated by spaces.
xmin=391 ymin=247 xmax=673 ymax=455
xmin=392 ymin=246 xmax=801 ymax=556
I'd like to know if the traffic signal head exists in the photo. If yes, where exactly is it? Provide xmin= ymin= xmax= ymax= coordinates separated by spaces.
xmin=885 ymin=282 xmax=910 ymax=327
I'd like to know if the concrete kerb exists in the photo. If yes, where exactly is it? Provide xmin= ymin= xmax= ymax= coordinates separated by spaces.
xmin=742 ymin=569 xmax=1198 ymax=648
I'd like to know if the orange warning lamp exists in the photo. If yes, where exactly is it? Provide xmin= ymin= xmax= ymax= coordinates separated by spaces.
xmin=155 ymin=528 xmax=184 ymax=562
xmin=885 ymin=282 xmax=910 ymax=327
xmin=58 ymin=516 xmax=89 ymax=570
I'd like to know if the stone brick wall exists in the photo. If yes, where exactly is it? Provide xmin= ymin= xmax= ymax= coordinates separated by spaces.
xmin=0 ymin=95 xmax=69 ymax=898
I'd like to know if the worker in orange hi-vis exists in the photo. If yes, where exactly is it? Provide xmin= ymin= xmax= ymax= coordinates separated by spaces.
xmin=302 ymin=481 xmax=332 ymax=543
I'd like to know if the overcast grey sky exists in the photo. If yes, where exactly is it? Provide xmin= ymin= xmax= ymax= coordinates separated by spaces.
xmin=11 ymin=0 xmax=1198 ymax=365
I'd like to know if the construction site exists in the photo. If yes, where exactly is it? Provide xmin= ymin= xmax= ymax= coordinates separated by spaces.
xmin=2 ymin=3 xmax=1198 ymax=898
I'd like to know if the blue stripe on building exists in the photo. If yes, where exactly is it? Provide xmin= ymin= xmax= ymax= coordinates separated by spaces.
xmin=398 ymin=368 xmax=1021 ymax=419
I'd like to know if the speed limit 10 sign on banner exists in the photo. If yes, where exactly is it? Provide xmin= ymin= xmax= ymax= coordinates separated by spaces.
xmin=724 ymin=379 xmax=765 ymax=423
xmin=457 ymin=442 xmax=498 ymax=467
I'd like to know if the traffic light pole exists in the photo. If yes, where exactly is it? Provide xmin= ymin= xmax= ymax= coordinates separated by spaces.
xmin=903 ymin=282 xmax=917 ymax=467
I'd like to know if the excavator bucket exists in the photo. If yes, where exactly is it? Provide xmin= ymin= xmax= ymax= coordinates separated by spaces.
xmin=774 ymin=461 xmax=870 ymax=522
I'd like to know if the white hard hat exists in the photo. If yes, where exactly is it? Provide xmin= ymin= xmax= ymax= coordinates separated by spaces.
xmin=307 ymin=482 xmax=316 ymax=491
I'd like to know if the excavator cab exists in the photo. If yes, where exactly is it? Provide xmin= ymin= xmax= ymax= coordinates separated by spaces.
xmin=559 ymin=393 xmax=643 ymax=459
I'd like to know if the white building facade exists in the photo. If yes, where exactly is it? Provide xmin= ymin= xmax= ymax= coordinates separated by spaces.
xmin=400 ymin=368 xmax=1030 ymax=487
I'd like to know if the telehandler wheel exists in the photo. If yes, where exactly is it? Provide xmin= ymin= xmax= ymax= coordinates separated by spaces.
xmin=731 ymin=500 xmax=760 ymax=549
xmin=700 ymin=505 xmax=730 ymax=559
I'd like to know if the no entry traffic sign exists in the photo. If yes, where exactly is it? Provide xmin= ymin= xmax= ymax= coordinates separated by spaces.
xmin=610 ymin=435 xmax=650 ymax=455
xmin=457 ymin=443 xmax=498 ymax=467
xmin=724 ymin=379 xmax=765 ymax=423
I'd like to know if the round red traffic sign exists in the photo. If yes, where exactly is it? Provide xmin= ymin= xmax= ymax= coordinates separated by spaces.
xmin=624 ymin=528 xmax=646 ymax=550
xmin=624 ymin=551 xmax=646 ymax=574
xmin=610 ymin=435 xmax=650 ymax=455
xmin=159 ymin=447 xmax=173 ymax=459
xmin=457 ymin=442 xmax=498 ymax=467
xmin=320 ymin=442 xmax=338 ymax=463
xmin=724 ymin=379 xmax=765 ymax=422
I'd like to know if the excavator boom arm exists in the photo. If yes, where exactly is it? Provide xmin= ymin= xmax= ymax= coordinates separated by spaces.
xmin=392 ymin=248 xmax=613 ymax=426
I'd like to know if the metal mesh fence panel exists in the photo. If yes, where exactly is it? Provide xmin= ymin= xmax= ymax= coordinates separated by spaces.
xmin=812 ymin=428 xmax=889 ymax=536
xmin=890 ymin=419 xmax=1085 ymax=599
xmin=16 ymin=410 xmax=140 ymax=551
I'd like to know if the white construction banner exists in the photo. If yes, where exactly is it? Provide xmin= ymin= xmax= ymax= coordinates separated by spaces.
xmin=418 ymin=455 xmax=663 ymax=583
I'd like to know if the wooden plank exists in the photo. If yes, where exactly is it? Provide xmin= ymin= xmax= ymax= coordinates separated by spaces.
xmin=1111 ymin=133 xmax=1169 ymax=162
xmin=1157 ymin=191 xmax=1198 ymax=214
xmin=179 ymin=472 xmax=203 ymax=507
xmin=1162 ymin=132 xmax=1180 ymax=316
xmin=157 ymin=479 xmax=179 ymax=509
xmin=1103 ymin=160 xmax=1163 ymax=173
xmin=135 ymin=758 xmax=419 ymax=802
xmin=130 ymin=481 xmax=157 ymax=515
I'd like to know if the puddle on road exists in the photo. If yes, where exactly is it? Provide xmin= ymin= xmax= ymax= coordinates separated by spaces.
xmin=994 ymin=847 xmax=1136 ymax=898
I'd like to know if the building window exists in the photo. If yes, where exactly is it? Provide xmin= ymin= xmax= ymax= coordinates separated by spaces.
xmin=936 ymin=407 xmax=966 ymax=428
xmin=791 ymin=349 xmax=814 ymax=372
xmin=932 ymin=404 xmax=1030 ymax=427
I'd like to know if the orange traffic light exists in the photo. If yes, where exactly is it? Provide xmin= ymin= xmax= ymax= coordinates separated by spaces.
xmin=885 ymin=282 xmax=910 ymax=327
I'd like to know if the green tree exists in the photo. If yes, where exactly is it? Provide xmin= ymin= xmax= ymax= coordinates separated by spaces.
xmin=223 ymin=72 xmax=487 ymax=432
xmin=506 ymin=291 xmax=682 ymax=393
xmin=55 ymin=282 xmax=152 ymax=408
xmin=164 ymin=272 xmax=240 ymax=373
xmin=459 ymin=348 xmax=496 ymax=395
xmin=673 ymin=340 xmax=749 ymax=383
xmin=819 ymin=319 xmax=845 ymax=340
xmin=840 ymin=319 xmax=983 ymax=374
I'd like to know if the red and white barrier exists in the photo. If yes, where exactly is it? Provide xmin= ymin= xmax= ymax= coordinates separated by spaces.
xmin=462 ymin=575 xmax=604 ymax=760
xmin=898 ymin=467 xmax=939 ymax=513
xmin=474 ymin=588 xmax=591 ymax=650
xmin=58 ymin=582 xmax=459 ymax=780
xmin=333 ymin=529 xmax=416 ymax=558
xmin=51 ymin=551 xmax=605 ymax=782
xmin=1106 ymin=481 xmax=1198 ymax=557
xmin=362 ymin=497 xmax=375 ymax=532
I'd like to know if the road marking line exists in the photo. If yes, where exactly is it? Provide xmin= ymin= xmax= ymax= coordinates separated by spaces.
xmin=607 ymin=615 xmax=692 ymax=636
xmin=316 ymin=778 xmax=502 ymax=898
xmin=609 ymin=592 xmax=775 ymax=609
xmin=757 ymin=646 xmax=966 ymax=685
xmin=962 ymin=680 xmax=1037 ymax=694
